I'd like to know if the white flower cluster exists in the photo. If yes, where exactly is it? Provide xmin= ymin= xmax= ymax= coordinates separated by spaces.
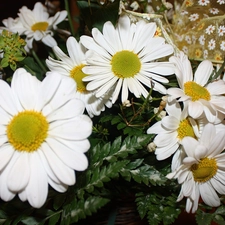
xmin=1 ymin=1 xmax=225 ymax=215
xmin=0 ymin=2 xmax=68 ymax=51
xmin=148 ymin=51 xmax=225 ymax=213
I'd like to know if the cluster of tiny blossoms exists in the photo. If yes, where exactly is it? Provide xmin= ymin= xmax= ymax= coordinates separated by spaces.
xmin=1 ymin=1 xmax=225 ymax=215
xmin=172 ymin=0 xmax=225 ymax=63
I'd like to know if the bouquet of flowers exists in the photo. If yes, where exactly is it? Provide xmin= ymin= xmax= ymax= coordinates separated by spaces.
xmin=1 ymin=0 xmax=225 ymax=224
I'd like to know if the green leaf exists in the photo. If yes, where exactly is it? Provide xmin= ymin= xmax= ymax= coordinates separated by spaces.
xmin=48 ymin=213 xmax=61 ymax=225
xmin=136 ymin=192 xmax=180 ymax=225
xmin=77 ymin=0 xmax=120 ymax=32
xmin=196 ymin=210 xmax=214 ymax=225
xmin=21 ymin=216 xmax=42 ymax=225
xmin=69 ymin=196 xmax=110 ymax=223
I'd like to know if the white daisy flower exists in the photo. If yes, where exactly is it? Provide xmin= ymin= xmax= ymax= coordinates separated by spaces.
xmin=185 ymin=35 xmax=192 ymax=44
xmin=182 ymin=46 xmax=188 ymax=55
xmin=167 ymin=123 xmax=225 ymax=213
xmin=217 ymin=0 xmax=225 ymax=4
xmin=205 ymin=25 xmax=215 ymax=35
xmin=218 ymin=25 xmax=225 ymax=36
xmin=10 ymin=2 xmax=68 ymax=50
xmin=46 ymin=36 xmax=112 ymax=118
xmin=167 ymin=51 xmax=225 ymax=123
xmin=189 ymin=13 xmax=199 ymax=21
xmin=198 ymin=35 xmax=205 ymax=45
xmin=80 ymin=15 xmax=174 ymax=104
xmin=220 ymin=41 xmax=225 ymax=51
xmin=0 ymin=68 xmax=92 ymax=208
xmin=180 ymin=10 xmax=188 ymax=15
xmin=198 ymin=0 xmax=210 ymax=5
xmin=209 ymin=8 xmax=219 ymax=14
xmin=0 ymin=17 xmax=24 ymax=34
xmin=208 ymin=39 xmax=216 ymax=50
xmin=203 ymin=49 xmax=208 ymax=59
xmin=147 ymin=100 xmax=200 ymax=161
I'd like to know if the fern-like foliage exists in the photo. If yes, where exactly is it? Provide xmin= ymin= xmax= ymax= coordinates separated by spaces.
xmin=136 ymin=192 xmax=181 ymax=225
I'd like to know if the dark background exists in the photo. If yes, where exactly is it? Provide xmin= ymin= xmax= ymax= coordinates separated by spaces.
xmin=0 ymin=0 xmax=48 ymax=24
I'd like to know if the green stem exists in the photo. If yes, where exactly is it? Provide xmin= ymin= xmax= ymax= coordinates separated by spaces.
xmin=31 ymin=49 xmax=48 ymax=73
xmin=64 ymin=0 xmax=76 ymax=37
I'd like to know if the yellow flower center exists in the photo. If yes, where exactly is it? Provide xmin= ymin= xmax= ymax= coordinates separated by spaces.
xmin=31 ymin=22 xmax=49 ymax=32
xmin=70 ymin=64 xmax=88 ymax=93
xmin=191 ymin=158 xmax=217 ymax=183
xmin=177 ymin=118 xmax=196 ymax=140
xmin=7 ymin=110 xmax=49 ymax=152
xmin=111 ymin=50 xmax=141 ymax=78
xmin=184 ymin=81 xmax=211 ymax=101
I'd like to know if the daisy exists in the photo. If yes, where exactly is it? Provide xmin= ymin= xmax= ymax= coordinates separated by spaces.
xmin=167 ymin=123 xmax=225 ymax=213
xmin=147 ymin=99 xmax=200 ymax=162
xmin=80 ymin=15 xmax=174 ymax=104
xmin=203 ymin=49 xmax=208 ymax=59
xmin=185 ymin=35 xmax=192 ymax=44
xmin=3 ymin=2 xmax=68 ymax=51
xmin=189 ymin=13 xmax=199 ymax=21
xmin=220 ymin=41 xmax=225 ymax=51
xmin=46 ymin=36 xmax=112 ymax=118
xmin=205 ymin=25 xmax=215 ymax=35
xmin=218 ymin=25 xmax=225 ymax=36
xmin=217 ymin=0 xmax=225 ymax=4
xmin=167 ymin=51 xmax=225 ymax=123
xmin=198 ymin=35 xmax=205 ymax=45
xmin=208 ymin=39 xmax=216 ymax=50
xmin=198 ymin=0 xmax=210 ymax=5
xmin=209 ymin=8 xmax=219 ymax=14
xmin=0 ymin=68 xmax=92 ymax=208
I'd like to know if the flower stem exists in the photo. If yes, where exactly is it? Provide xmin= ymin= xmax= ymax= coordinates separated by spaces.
xmin=64 ymin=0 xmax=76 ymax=37
xmin=31 ymin=49 xmax=48 ymax=73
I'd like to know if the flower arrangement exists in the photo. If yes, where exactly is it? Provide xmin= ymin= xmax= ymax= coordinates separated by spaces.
xmin=1 ymin=0 xmax=225 ymax=224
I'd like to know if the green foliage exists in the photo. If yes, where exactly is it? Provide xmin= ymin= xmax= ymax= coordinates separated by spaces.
xmin=136 ymin=192 xmax=181 ymax=225
xmin=120 ymin=159 xmax=167 ymax=186
xmin=196 ymin=205 xmax=225 ymax=225
xmin=77 ymin=0 xmax=120 ymax=32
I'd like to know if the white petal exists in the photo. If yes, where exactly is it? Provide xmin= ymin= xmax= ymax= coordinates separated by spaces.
xmin=41 ymin=142 xmax=75 ymax=185
xmin=46 ymin=98 xmax=85 ymax=121
xmin=147 ymin=121 xmax=165 ymax=134
xmin=161 ymin=116 xmax=179 ymax=130
xmin=199 ymin=182 xmax=220 ymax=207
xmin=188 ymin=101 xmax=203 ymax=119
xmin=46 ymin=137 xmax=88 ymax=171
xmin=0 ymin=79 xmax=20 ymax=115
xmin=0 ymin=144 xmax=15 ymax=171
xmin=7 ymin=152 xmax=30 ymax=192
xmin=208 ymin=130 xmax=225 ymax=157
xmin=181 ymin=137 xmax=199 ymax=158
xmin=199 ymin=123 xmax=215 ymax=147
xmin=25 ymin=152 xmax=48 ymax=208
xmin=194 ymin=60 xmax=213 ymax=86
xmin=49 ymin=115 xmax=92 ymax=141
xmin=48 ymin=177 xmax=68 ymax=193
xmin=11 ymin=68 xmax=40 ymax=109
xmin=210 ymin=178 xmax=225 ymax=195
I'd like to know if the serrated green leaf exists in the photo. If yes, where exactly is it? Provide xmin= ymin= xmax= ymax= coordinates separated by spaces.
xmin=69 ymin=196 xmax=110 ymax=223
xmin=53 ymin=193 xmax=66 ymax=210
xmin=117 ymin=122 xmax=127 ymax=130
xmin=196 ymin=210 xmax=214 ymax=225
xmin=21 ymin=216 xmax=42 ymax=225
xmin=214 ymin=215 xmax=225 ymax=225
xmin=215 ymin=205 xmax=225 ymax=215
xmin=111 ymin=116 xmax=122 ymax=125
xmin=48 ymin=212 xmax=61 ymax=225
